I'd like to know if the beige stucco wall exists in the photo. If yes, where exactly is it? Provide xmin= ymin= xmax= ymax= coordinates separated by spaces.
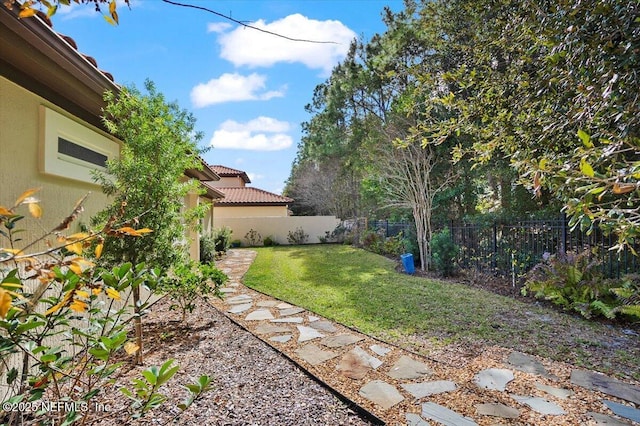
xmin=212 ymin=205 xmax=289 ymax=219
xmin=0 ymin=77 xmax=116 ymax=249
xmin=214 ymin=216 xmax=341 ymax=246
xmin=207 ymin=176 xmax=245 ymax=188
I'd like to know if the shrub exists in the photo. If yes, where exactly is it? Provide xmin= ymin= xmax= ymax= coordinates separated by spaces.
xmin=430 ymin=228 xmax=459 ymax=276
xmin=200 ymin=233 xmax=216 ymax=264
xmin=264 ymin=235 xmax=278 ymax=246
xmin=244 ymin=229 xmax=263 ymax=246
xmin=158 ymin=260 xmax=228 ymax=322
xmin=287 ymin=227 xmax=309 ymax=245
xmin=212 ymin=226 xmax=232 ymax=254
xmin=522 ymin=250 xmax=640 ymax=320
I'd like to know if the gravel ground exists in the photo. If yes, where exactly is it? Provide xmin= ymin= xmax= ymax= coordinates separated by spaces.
xmin=90 ymin=297 xmax=375 ymax=426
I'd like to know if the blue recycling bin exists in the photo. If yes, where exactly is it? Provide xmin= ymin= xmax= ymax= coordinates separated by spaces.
xmin=400 ymin=253 xmax=415 ymax=274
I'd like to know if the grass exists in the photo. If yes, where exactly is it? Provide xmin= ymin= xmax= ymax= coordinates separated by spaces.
xmin=242 ymin=245 xmax=640 ymax=380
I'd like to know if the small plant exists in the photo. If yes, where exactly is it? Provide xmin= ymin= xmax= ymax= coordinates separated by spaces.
xmin=212 ymin=226 xmax=233 ymax=254
xmin=244 ymin=229 xmax=263 ymax=246
xmin=200 ymin=233 xmax=216 ymax=264
xmin=287 ymin=227 xmax=309 ymax=245
xmin=264 ymin=235 xmax=278 ymax=246
xmin=430 ymin=228 xmax=459 ymax=276
xmin=159 ymin=260 xmax=228 ymax=322
xmin=523 ymin=250 xmax=626 ymax=319
xmin=231 ymin=239 xmax=242 ymax=248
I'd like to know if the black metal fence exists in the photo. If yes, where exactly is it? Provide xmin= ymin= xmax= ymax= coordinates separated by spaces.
xmin=369 ymin=217 xmax=640 ymax=278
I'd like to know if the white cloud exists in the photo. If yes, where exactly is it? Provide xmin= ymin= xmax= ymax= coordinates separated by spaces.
xmin=209 ymin=117 xmax=293 ymax=151
xmin=247 ymin=173 xmax=265 ymax=182
xmin=191 ymin=73 xmax=285 ymax=107
xmin=216 ymin=14 xmax=356 ymax=74
xmin=207 ymin=22 xmax=232 ymax=33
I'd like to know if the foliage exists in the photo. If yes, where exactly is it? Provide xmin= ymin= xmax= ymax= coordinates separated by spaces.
xmin=3 ymin=0 xmax=125 ymax=25
xmin=199 ymin=233 xmax=216 ymax=264
xmin=93 ymin=80 xmax=206 ymax=271
xmin=244 ymin=229 xmax=262 ymax=247
xmin=523 ymin=251 xmax=640 ymax=320
xmin=286 ymin=227 xmax=309 ymax=245
xmin=158 ymin=261 xmax=227 ymax=322
xmin=430 ymin=228 xmax=459 ymax=277
xmin=0 ymin=190 xmax=167 ymax=425
xmin=359 ymin=230 xmax=406 ymax=258
xmin=263 ymin=235 xmax=278 ymax=247
xmin=212 ymin=226 xmax=233 ymax=254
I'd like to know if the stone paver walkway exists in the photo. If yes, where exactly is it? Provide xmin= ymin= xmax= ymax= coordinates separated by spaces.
xmin=210 ymin=249 xmax=640 ymax=425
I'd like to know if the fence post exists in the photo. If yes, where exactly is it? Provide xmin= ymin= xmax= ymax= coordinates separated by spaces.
xmin=561 ymin=212 xmax=567 ymax=254
xmin=492 ymin=221 xmax=498 ymax=269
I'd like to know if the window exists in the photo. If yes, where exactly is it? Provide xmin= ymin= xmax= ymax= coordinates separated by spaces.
xmin=40 ymin=106 xmax=119 ymax=184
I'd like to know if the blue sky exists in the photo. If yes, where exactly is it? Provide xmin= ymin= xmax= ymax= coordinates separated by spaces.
xmin=49 ymin=0 xmax=403 ymax=194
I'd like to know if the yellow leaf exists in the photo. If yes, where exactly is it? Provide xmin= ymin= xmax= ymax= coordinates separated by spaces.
xmin=124 ymin=342 xmax=139 ymax=355
xmin=18 ymin=7 xmax=37 ymax=18
xmin=75 ymin=290 xmax=89 ymax=299
xmin=69 ymin=263 xmax=82 ymax=275
xmin=136 ymin=228 xmax=153 ymax=234
xmin=0 ymin=248 xmax=22 ymax=255
xmin=92 ymin=288 xmax=102 ymax=296
xmin=106 ymin=287 xmax=121 ymax=301
xmin=0 ymin=206 xmax=12 ymax=216
xmin=15 ymin=188 xmax=40 ymax=206
xmin=613 ymin=183 xmax=636 ymax=194
xmin=0 ymin=289 xmax=12 ymax=319
xmin=70 ymin=299 xmax=87 ymax=313
xmin=45 ymin=301 xmax=64 ymax=316
xmin=27 ymin=203 xmax=42 ymax=219
xmin=68 ymin=232 xmax=89 ymax=241
xmin=66 ymin=242 xmax=83 ymax=255
xmin=580 ymin=158 xmax=595 ymax=177
xmin=116 ymin=227 xmax=142 ymax=237
xmin=539 ymin=158 xmax=548 ymax=171
xmin=95 ymin=243 xmax=104 ymax=259
xmin=109 ymin=0 xmax=118 ymax=24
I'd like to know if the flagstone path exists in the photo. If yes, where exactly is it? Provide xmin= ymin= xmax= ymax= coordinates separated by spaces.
xmin=210 ymin=249 xmax=640 ymax=425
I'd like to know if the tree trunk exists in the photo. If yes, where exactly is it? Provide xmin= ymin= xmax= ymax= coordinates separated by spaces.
xmin=133 ymin=285 xmax=143 ymax=365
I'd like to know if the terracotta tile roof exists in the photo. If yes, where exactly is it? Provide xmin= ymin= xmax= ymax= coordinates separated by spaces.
xmin=214 ymin=187 xmax=293 ymax=206
xmin=210 ymin=165 xmax=251 ymax=183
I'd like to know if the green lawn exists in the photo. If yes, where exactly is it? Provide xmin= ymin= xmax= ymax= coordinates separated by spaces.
xmin=242 ymin=245 xmax=640 ymax=380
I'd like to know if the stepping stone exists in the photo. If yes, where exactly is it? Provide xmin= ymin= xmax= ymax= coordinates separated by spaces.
xmin=535 ymin=382 xmax=574 ymax=399
xmin=254 ymin=324 xmax=290 ymax=335
xmin=295 ymin=344 xmax=338 ymax=366
xmin=320 ymin=333 xmax=364 ymax=348
xmin=571 ymin=370 xmax=640 ymax=405
xmin=359 ymin=380 xmax=404 ymax=410
xmin=276 ymin=302 xmax=294 ymax=309
xmin=256 ymin=300 xmax=279 ymax=307
xmin=421 ymin=402 xmax=477 ymax=426
xmin=510 ymin=395 xmax=566 ymax=415
xmin=297 ymin=325 xmax=325 ymax=342
xmin=219 ymin=288 xmax=236 ymax=293
xmin=279 ymin=307 xmax=305 ymax=316
xmin=270 ymin=335 xmax=292 ymax=343
xmin=388 ymin=355 xmax=431 ymax=380
xmin=310 ymin=321 xmax=338 ymax=333
xmin=308 ymin=315 xmax=320 ymax=322
xmin=337 ymin=347 xmax=382 ymax=379
xmin=245 ymin=309 xmax=274 ymax=321
xmin=402 ymin=380 xmax=457 ymax=399
xmin=405 ymin=413 xmax=430 ymax=426
xmin=226 ymin=294 xmax=253 ymax=304
xmin=603 ymin=400 xmax=640 ymax=424
xmin=589 ymin=411 xmax=635 ymax=425
xmin=227 ymin=303 xmax=253 ymax=314
xmin=474 ymin=368 xmax=514 ymax=391
xmin=370 ymin=344 xmax=391 ymax=357
xmin=270 ymin=317 xmax=304 ymax=323
xmin=508 ymin=352 xmax=556 ymax=379
xmin=476 ymin=403 xmax=520 ymax=419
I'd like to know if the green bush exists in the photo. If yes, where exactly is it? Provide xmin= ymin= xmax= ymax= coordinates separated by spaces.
xmin=212 ymin=226 xmax=232 ymax=253
xmin=523 ymin=250 xmax=640 ymax=320
xmin=264 ymin=235 xmax=278 ymax=246
xmin=200 ymin=233 xmax=216 ymax=264
xmin=430 ymin=228 xmax=459 ymax=277
xmin=287 ymin=227 xmax=309 ymax=245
